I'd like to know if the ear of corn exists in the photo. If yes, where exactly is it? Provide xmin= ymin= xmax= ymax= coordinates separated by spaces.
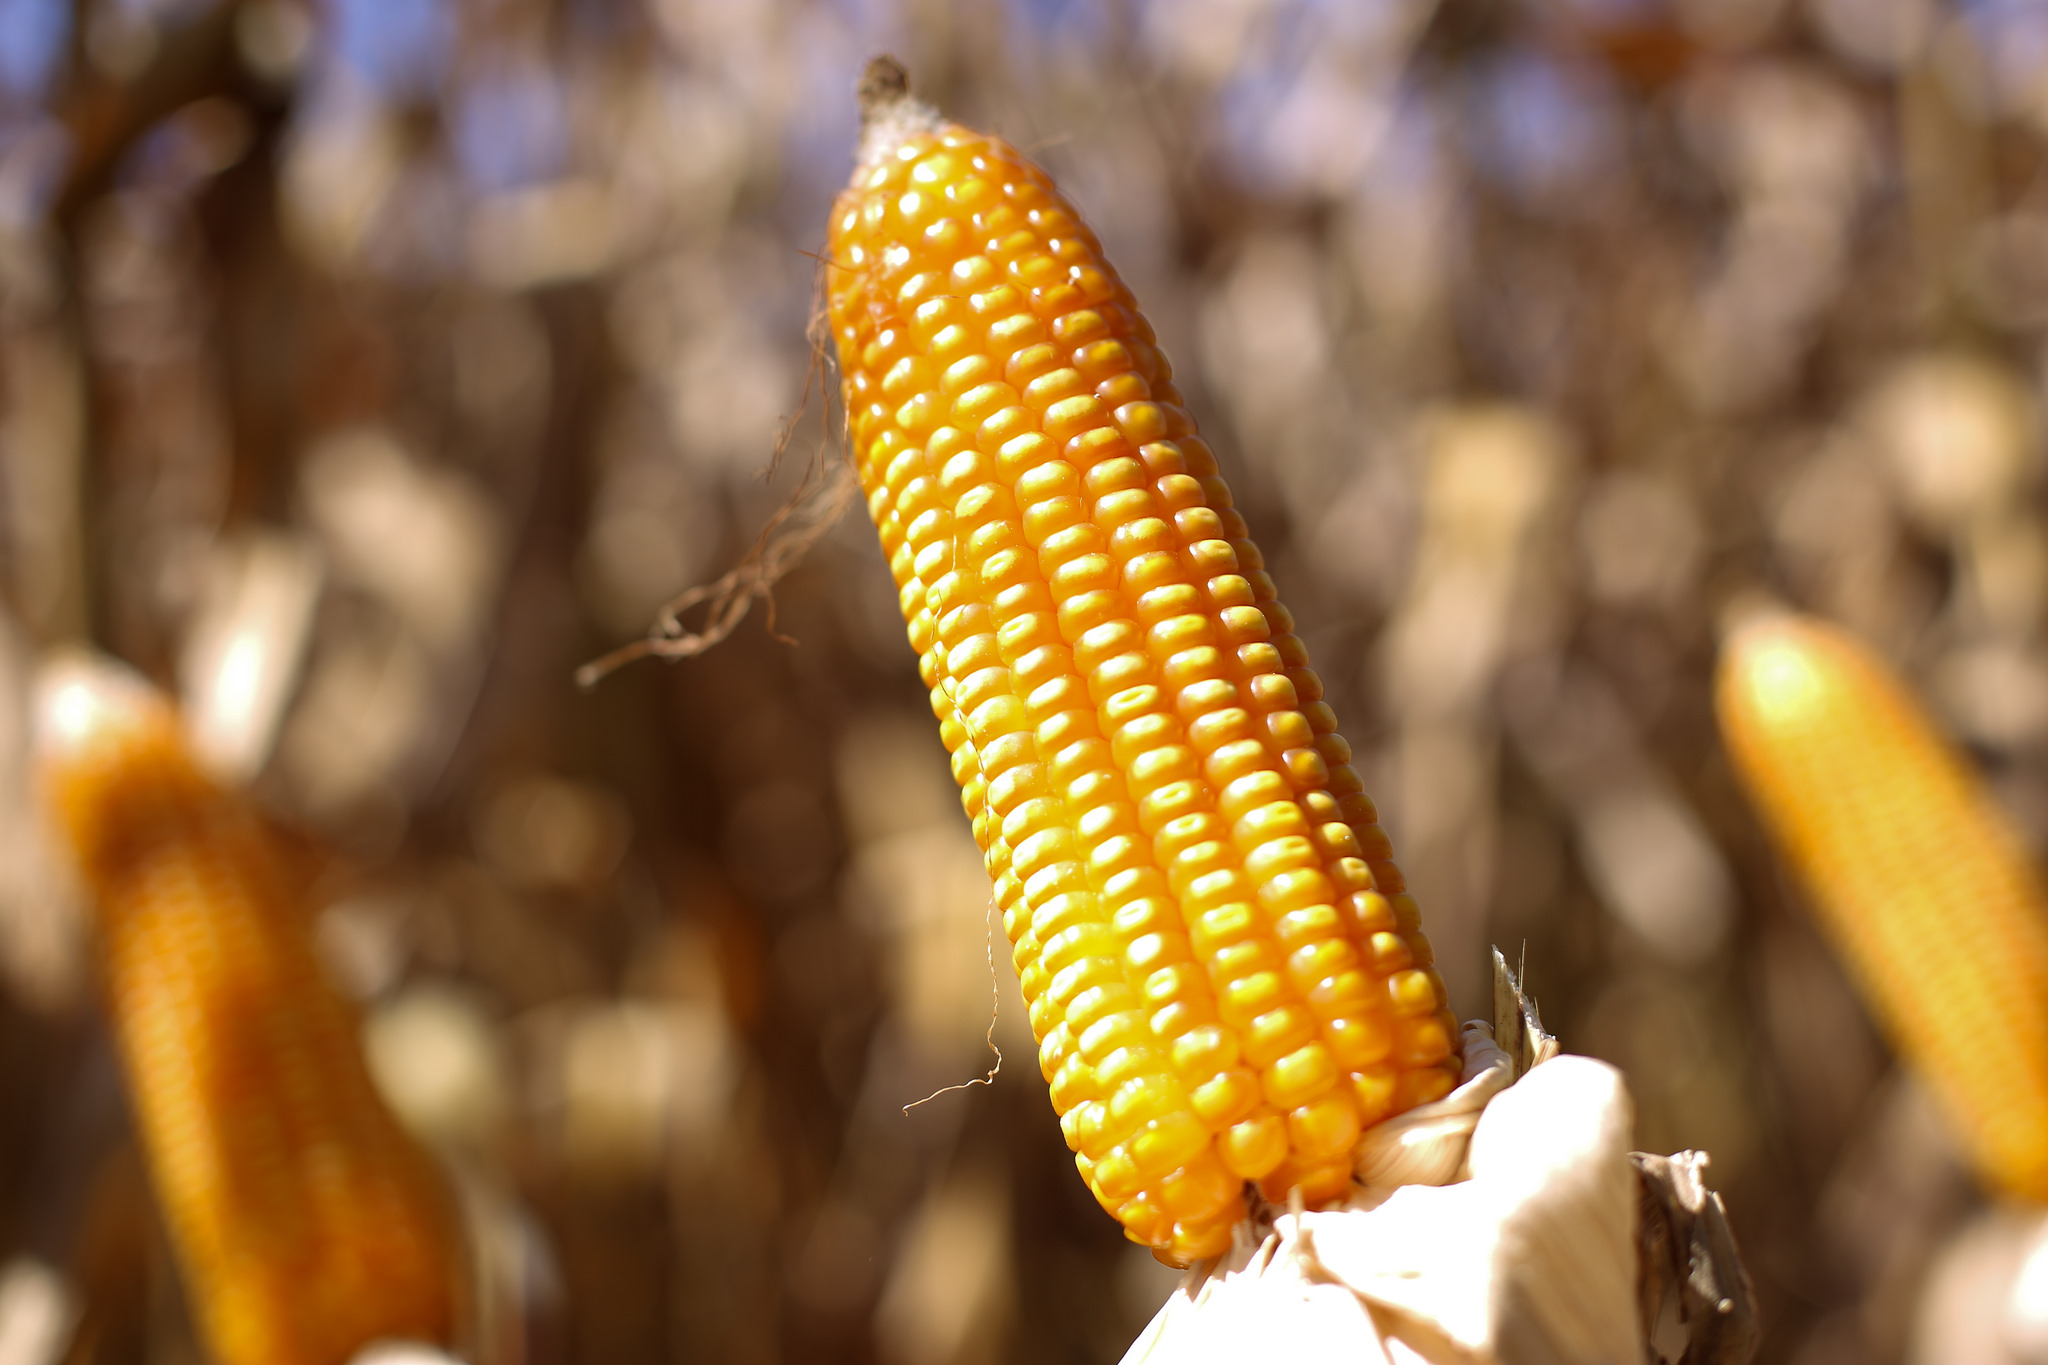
xmin=1717 ymin=612 xmax=2048 ymax=1201
xmin=37 ymin=661 xmax=462 ymax=1365
xmin=825 ymin=66 xmax=1459 ymax=1264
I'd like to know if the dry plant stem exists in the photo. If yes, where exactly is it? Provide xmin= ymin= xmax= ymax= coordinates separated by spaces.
xmin=39 ymin=665 xmax=462 ymax=1365
xmin=1718 ymin=611 xmax=2048 ymax=1200
xmin=826 ymin=57 xmax=1458 ymax=1265
xmin=1634 ymin=1152 xmax=1759 ymax=1363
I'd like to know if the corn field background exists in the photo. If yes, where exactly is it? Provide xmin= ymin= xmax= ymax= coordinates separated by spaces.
xmin=0 ymin=0 xmax=2038 ymax=1361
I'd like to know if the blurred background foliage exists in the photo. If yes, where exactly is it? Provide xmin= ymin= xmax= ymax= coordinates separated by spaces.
xmin=0 ymin=0 xmax=2041 ymax=1360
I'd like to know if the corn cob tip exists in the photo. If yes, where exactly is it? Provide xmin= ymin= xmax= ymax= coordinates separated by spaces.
xmin=1711 ymin=588 xmax=1793 ymax=648
xmin=1718 ymin=613 xmax=1854 ymax=738
xmin=35 ymin=653 xmax=173 ymax=768
xmin=854 ymin=54 xmax=942 ymax=173
xmin=1716 ymin=611 xmax=2048 ymax=1202
xmin=33 ymin=654 xmax=194 ymax=884
xmin=858 ymin=55 xmax=911 ymax=114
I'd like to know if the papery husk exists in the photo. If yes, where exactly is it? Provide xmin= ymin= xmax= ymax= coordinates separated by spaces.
xmin=1123 ymin=951 xmax=1756 ymax=1365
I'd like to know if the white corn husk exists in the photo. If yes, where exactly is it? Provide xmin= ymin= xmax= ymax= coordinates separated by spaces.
xmin=1124 ymin=952 xmax=1754 ymax=1365
xmin=350 ymin=1347 xmax=466 ymax=1365
xmin=1909 ymin=1205 xmax=2048 ymax=1365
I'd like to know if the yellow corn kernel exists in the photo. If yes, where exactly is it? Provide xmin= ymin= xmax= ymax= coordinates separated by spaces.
xmin=1717 ymin=612 xmax=2048 ymax=1200
xmin=830 ymin=61 xmax=1458 ymax=1263
xmin=37 ymin=661 xmax=461 ymax=1365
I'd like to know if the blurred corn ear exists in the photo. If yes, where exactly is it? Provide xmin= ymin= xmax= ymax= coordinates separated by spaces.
xmin=1717 ymin=611 xmax=2048 ymax=1201
xmin=37 ymin=659 xmax=463 ymax=1365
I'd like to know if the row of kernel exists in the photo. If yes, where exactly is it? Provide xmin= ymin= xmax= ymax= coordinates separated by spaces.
xmin=913 ymin=391 xmax=1250 ymax=1207
xmin=835 ymin=133 xmax=1245 ymax=1252
xmin=879 ymin=200 xmax=1103 ymax=311
xmin=905 ymin=411 xmax=1449 ymax=1146
xmin=889 ymin=458 xmax=1070 ymax=1086
xmin=1124 ymin=414 xmax=1457 ymax=1103
xmin=1087 ymin=400 xmax=1430 ymax=1192
xmin=846 ymin=254 xmax=1060 ymax=1023
xmin=982 ymin=414 xmax=1271 ymax=1155
xmin=933 ymin=429 xmax=1196 ymax=1137
xmin=879 ymin=249 xmax=1168 ymax=407
xmin=1206 ymin=521 xmax=1409 ymax=886
xmin=928 ymin=427 xmax=1240 ymax=1255
xmin=984 ymin=391 xmax=1362 ymax=1194
xmin=856 ymin=261 xmax=1449 ymax=1137
xmin=969 ymin=557 xmax=1249 ymax=1252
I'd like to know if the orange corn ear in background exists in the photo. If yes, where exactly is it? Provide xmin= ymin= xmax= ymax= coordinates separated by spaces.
xmin=1717 ymin=612 xmax=2048 ymax=1200
xmin=37 ymin=660 xmax=462 ymax=1365
xmin=825 ymin=61 xmax=1459 ymax=1264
